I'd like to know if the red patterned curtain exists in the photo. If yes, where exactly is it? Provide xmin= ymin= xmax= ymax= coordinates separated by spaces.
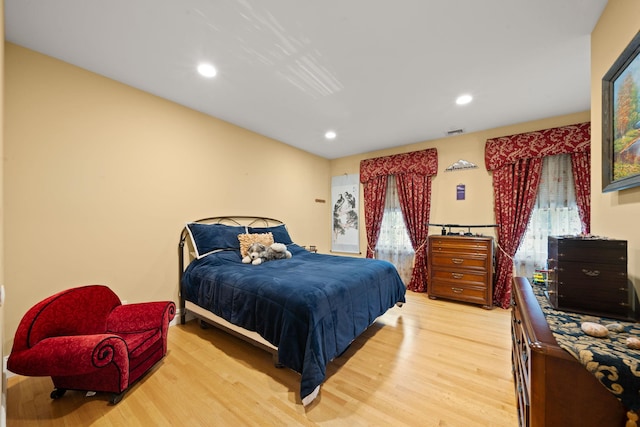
xmin=396 ymin=174 xmax=431 ymax=292
xmin=492 ymin=158 xmax=543 ymax=308
xmin=571 ymin=151 xmax=591 ymax=234
xmin=485 ymin=122 xmax=590 ymax=308
xmin=360 ymin=149 xmax=438 ymax=292
xmin=362 ymin=175 xmax=388 ymax=258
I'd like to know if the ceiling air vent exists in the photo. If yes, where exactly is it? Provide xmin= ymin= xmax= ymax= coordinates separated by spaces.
xmin=446 ymin=128 xmax=464 ymax=136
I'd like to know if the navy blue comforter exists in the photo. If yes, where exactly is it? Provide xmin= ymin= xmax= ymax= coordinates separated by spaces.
xmin=181 ymin=244 xmax=406 ymax=403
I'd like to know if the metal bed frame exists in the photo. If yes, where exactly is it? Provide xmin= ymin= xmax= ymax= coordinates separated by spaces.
xmin=178 ymin=216 xmax=285 ymax=360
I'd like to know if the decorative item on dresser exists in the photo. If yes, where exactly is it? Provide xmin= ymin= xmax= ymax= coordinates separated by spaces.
xmin=511 ymin=277 xmax=627 ymax=427
xmin=547 ymin=236 xmax=636 ymax=321
xmin=427 ymin=235 xmax=494 ymax=308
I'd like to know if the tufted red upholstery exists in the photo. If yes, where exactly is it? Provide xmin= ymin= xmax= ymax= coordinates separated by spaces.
xmin=7 ymin=285 xmax=176 ymax=404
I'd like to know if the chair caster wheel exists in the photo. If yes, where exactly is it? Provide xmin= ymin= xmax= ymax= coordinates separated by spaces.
xmin=109 ymin=392 xmax=124 ymax=405
xmin=199 ymin=320 xmax=211 ymax=329
xmin=50 ymin=388 xmax=67 ymax=399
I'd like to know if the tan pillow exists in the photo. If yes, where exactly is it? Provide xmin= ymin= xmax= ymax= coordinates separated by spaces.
xmin=238 ymin=233 xmax=274 ymax=257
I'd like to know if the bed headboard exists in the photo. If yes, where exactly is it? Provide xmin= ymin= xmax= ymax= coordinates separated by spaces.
xmin=178 ymin=216 xmax=285 ymax=322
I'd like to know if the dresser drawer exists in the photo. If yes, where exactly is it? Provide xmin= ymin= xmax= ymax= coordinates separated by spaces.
xmin=555 ymin=294 xmax=631 ymax=319
xmin=556 ymin=262 xmax=627 ymax=284
xmin=430 ymin=280 xmax=487 ymax=304
xmin=553 ymin=279 xmax=631 ymax=319
xmin=431 ymin=268 xmax=487 ymax=286
xmin=429 ymin=252 xmax=488 ymax=270
xmin=549 ymin=237 xmax=627 ymax=264
xmin=430 ymin=238 xmax=490 ymax=252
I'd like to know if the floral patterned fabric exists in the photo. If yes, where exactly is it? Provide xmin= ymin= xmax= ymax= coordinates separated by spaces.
xmin=360 ymin=149 xmax=437 ymax=292
xmin=532 ymin=283 xmax=640 ymax=411
xmin=492 ymin=157 xmax=543 ymax=308
xmin=362 ymin=175 xmax=388 ymax=258
xmin=485 ymin=122 xmax=591 ymax=170
xmin=360 ymin=148 xmax=438 ymax=183
xmin=485 ymin=122 xmax=591 ymax=308
xmin=396 ymin=173 xmax=431 ymax=292
xmin=7 ymin=285 xmax=176 ymax=398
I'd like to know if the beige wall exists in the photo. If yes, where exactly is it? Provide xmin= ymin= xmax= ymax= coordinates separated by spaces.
xmin=591 ymin=0 xmax=640 ymax=290
xmin=1 ymin=0 xmax=5 ymax=421
xmin=330 ymin=111 xmax=591 ymax=256
xmin=3 ymin=43 xmax=331 ymax=350
xmin=6 ymin=0 xmax=639 ymax=355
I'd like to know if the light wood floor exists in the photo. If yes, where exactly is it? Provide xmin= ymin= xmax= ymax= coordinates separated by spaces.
xmin=7 ymin=292 xmax=518 ymax=426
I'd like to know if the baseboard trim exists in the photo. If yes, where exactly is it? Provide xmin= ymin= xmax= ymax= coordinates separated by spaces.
xmin=4 ymin=356 xmax=13 ymax=380
xmin=170 ymin=308 xmax=195 ymax=325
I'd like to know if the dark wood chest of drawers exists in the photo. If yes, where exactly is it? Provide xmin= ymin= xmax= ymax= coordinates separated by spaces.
xmin=512 ymin=277 xmax=626 ymax=427
xmin=547 ymin=236 xmax=634 ymax=321
xmin=427 ymin=235 xmax=493 ymax=308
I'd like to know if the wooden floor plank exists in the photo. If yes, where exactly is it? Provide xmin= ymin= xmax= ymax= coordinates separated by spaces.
xmin=6 ymin=292 xmax=518 ymax=426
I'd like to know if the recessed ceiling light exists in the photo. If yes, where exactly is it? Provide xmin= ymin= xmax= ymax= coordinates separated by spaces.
xmin=456 ymin=94 xmax=473 ymax=105
xmin=197 ymin=63 xmax=217 ymax=78
xmin=325 ymin=131 xmax=337 ymax=140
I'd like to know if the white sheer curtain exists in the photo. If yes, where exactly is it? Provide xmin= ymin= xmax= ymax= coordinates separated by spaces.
xmin=375 ymin=175 xmax=415 ymax=285
xmin=514 ymin=154 xmax=582 ymax=278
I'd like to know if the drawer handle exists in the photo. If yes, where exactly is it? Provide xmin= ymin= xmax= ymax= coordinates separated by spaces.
xmin=451 ymin=273 xmax=464 ymax=279
xmin=451 ymin=287 xmax=463 ymax=293
xmin=581 ymin=269 xmax=600 ymax=277
xmin=451 ymin=258 xmax=464 ymax=264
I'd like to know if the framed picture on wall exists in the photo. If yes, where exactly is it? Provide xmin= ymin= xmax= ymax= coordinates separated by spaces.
xmin=602 ymin=31 xmax=640 ymax=192
xmin=331 ymin=174 xmax=360 ymax=253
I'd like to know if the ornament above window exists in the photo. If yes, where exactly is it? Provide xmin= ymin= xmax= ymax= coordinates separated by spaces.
xmin=445 ymin=159 xmax=478 ymax=172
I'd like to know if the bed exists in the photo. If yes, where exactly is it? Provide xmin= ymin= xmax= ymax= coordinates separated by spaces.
xmin=178 ymin=216 xmax=406 ymax=405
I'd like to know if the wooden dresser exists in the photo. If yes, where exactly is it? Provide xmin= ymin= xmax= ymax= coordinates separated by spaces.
xmin=427 ymin=235 xmax=493 ymax=308
xmin=511 ymin=277 xmax=626 ymax=427
xmin=547 ymin=236 xmax=633 ymax=321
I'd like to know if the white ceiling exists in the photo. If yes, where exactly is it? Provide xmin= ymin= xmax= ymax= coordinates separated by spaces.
xmin=5 ymin=0 xmax=607 ymax=159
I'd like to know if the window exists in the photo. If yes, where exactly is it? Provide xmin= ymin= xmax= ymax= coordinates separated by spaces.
xmin=375 ymin=175 xmax=414 ymax=284
xmin=514 ymin=154 xmax=582 ymax=278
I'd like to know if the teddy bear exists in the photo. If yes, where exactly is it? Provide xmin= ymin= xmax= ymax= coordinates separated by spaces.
xmin=242 ymin=242 xmax=292 ymax=265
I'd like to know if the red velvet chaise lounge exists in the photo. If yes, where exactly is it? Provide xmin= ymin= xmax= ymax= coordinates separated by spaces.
xmin=7 ymin=285 xmax=176 ymax=404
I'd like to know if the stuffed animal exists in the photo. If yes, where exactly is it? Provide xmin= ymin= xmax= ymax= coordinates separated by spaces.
xmin=242 ymin=242 xmax=292 ymax=265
